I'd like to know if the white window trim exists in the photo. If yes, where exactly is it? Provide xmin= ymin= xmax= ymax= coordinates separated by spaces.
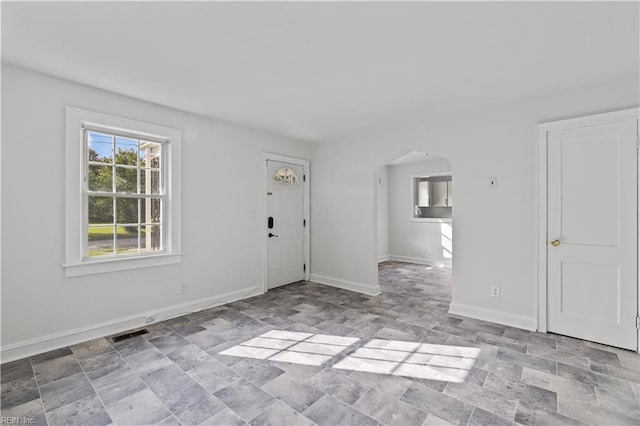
xmin=410 ymin=172 xmax=453 ymax=223
xmin=64 ymin=107 xmax=182 ymax=277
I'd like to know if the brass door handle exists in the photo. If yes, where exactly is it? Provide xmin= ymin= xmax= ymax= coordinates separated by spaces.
xmin=550 ymin=239 xmax=560 ymax=247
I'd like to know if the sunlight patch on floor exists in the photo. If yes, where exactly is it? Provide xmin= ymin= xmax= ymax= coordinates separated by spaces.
xmin=219 ymin=330 xmax=360 ymax=366
xmin=219 ymin=331 xmax=480 ymax=381
xmin=332 ymin=338 xmax=479 ymax=383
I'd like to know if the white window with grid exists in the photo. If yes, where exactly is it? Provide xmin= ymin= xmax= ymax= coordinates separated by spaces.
xmin=65 ymin=108 xmax=182 ymax=276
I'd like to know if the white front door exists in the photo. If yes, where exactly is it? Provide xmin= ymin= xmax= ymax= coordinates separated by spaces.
xmin=547 ymin=118 xmax=638 ymax=350
xmin=267 ymin=160 xmax=305 ymax=289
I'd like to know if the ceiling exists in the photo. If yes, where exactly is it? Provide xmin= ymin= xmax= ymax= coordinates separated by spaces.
xmin=389 ymin=151 xmax=439 ymax=166
xmin=2 ymin=2 xmax=638 ymax=142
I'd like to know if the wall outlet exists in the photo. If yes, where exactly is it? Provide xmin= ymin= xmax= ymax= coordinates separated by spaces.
xmin=491 ymin=286 xmax=500 ymax=298
xmin=180 ymin=283 xmax=187 ymax=295
xmin=145 ymin=315 xmax=156 ymax=323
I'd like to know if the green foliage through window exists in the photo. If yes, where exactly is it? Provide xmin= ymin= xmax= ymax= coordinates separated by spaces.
xmin=85 ymin=130 xmax=164 ymax=257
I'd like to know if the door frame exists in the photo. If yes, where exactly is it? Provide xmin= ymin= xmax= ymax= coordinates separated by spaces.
xmin=536 ymin=107 xmax=639 ymax=352
xmin=262 ymin=152 xmax=310 ymax=293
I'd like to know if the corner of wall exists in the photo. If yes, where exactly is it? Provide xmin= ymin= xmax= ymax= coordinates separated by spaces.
xmin=309 ymin=274 xmax=381 ymax=297
xmin=448 ymin=302 xmax=536 ymax=331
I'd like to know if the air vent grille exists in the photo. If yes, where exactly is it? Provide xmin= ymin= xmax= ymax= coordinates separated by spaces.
xmin=112 ymin=328 xmax=149 ymax=342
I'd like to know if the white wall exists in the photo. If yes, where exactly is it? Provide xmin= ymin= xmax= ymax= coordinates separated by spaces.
xmin=377 ymin=166 xmax=389 ymax=261
xmin=311 ymin=74 xmax=639 ymax=328
xmin=1 ymin=65 xmax=311 ymax=358
xmin=388 ymin=158 xmax=452 ymax=266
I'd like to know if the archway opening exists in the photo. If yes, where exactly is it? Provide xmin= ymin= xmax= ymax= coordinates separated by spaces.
xmin=376 ymin=151 xmax=454 ymax=302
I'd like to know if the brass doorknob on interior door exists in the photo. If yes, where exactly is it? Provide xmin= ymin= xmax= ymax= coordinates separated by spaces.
xmin=550 ymin=239 xmax=560 ymax=247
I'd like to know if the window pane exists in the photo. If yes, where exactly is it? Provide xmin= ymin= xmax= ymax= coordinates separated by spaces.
xmin=88 ymin=226 xmax=114 ymax=241
xmin=140 ymin=141 xmax=162 ymax=168
xmin=88 ymin=164 xmax=113 ymax=192
xmin=116 ymin=225 xmax=139 ymax=254
xmin=116 ymin=198 xmax=139 ymax=224
xmin=139 ymin=145 xmax=147 ymax=166
xmin=84 ymin=133 xmax=164 ymax=259
xmin=115 ymin=137 xmax=138 ymax=166
xmin=430 ymin=181 xmax=448 ymax=207
xmin=87 ymin=226 xmax=114 ymax=257
xmin=140 ymin=169 xmax=161 ymax=194
xmin=151 ymin=198 xmax=161 ymax=223
xmin=413 ymin=175 xmax=452 ymax=219
xmin=88 ymin=196 xmax=113 ymax=224
xmin=87 ymin=132 xmax=113 ymax=164
xmin=115 ymin=166 xmax=138 ymax=193
xmin=141 ymin=225 xmax=162 ymax=252
xmin=273 ymin=167 xmax=299 ymax=184
xmin=141 ymin=197 xmax=162 ymax=224
xmin=417 ymin=180 xmax=430 ymax=207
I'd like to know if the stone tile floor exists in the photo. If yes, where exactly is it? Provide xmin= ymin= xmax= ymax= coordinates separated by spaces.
xmin=1 ymin=261 xmax=639 ymax=425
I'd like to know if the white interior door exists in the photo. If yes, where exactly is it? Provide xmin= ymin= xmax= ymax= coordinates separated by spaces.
xmin=547 ymin=119 xmax=638 ymax=350
xmin=267 ymin=160 xmax=305 ymax=289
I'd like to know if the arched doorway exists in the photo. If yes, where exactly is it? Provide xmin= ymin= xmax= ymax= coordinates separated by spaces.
xmin=376 ymin=151 xmax=454 ymax=301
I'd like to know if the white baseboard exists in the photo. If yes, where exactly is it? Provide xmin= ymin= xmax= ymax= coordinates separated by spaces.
xmin=310 ymin=274 xmax=381 ymax=296
xmin=448 ymin=302 xmax=536 ymax=331
xmin=389 ymin=255 xmax=452 ymax=268
xmin=378 ymin=255 xmax=391 ymax=263
xmin=1 ymin=285 xmax=264 ymax=363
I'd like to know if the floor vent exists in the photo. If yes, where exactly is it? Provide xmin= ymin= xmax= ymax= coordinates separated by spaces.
xmin=112 ymin=328 xmax=149 ymax=342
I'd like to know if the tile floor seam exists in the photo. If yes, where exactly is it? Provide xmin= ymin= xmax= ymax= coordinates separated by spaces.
xmin=238 ymin=391 xmax=279 ymax=423
xmin=71 ymin=348 xmax=114 ymax=425
xmin=477 ymin=370 xmax=488 ymax=387
xmin=130 ymin=383 xmax=178 ymax=424
xmin=226 ymin=368 xmax=300 ymax=419
xmin=466 ymin=406 xmax=476 ymax=426
xmin=28 ymin=356 xmax=48 ymax=426
xmin=511 ymin=401 xmax=529 ymax=426
xmin=441 ymin=381 xmax=498 ymax=423
xmin=195 ymin=386 xmax=238 ymax=425
xmin=244 ymin=398 xmax=298 ymax=425
xmin=107 ymin=339 xmax=180 ymax=425
xmin=348 ymin=386 xmax=372 ymax=409
xmin=303 ymin=393 xmax=376 ymax=426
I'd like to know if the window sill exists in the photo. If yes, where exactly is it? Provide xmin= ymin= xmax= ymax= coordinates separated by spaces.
xmin=63 ymin=252 xmax=183 ymax=277
xmin=410 ymin=218 xmax=453 ymax=223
